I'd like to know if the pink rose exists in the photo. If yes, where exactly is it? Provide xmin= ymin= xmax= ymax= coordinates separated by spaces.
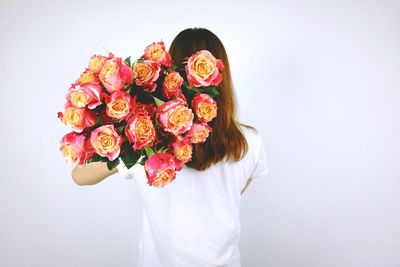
xmin=125 ymin=111 xmax=156 ymax=151
xmin=184 ymin=121 xmax=212 ymax=143
xmin=185 ymin=50 xmax=224 ymax=87
xmin=163 ymin=71 xmax=183 ymax=99
xmin=106 ymin=91 xmax=135 ymax=121
xmin=169 ymin=135 xmax=192 ymax=171
xmin=144 ymin=152 xmax=176 ymax=187
xmin=90 ymin=124 xmax=123 ymax=161
xmin=59 ymin=132 xmax=94 ymax=166
xmin=57 ymin=102 xmax=96 ymax=133
xmin=132 ymin=60 xmax=161 ymax=92
xmin=157 ymin=98 xmax=194 ymax=136
xmin=66 ymin=82 xmax=103 ymax=109
xmin=99 ymin=54 xmax=133 ymax=93
xmin=191 ymin=93 xmax=218 ymax=122
xmin=142 ymin=41 xmax=172 ymax=67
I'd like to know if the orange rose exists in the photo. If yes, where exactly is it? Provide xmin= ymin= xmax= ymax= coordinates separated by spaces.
xmin=106 ymin=91 xmax=134 ymax=121
xmin=157 ymin=99 xmax=194 ymax=136
xmin=66 ymin=82 xmax=103 ymax=109
xmin=184 ymin=122 xmax=212 ymax=144
xmin=125 ymin=111 xmax=156 ymax=151
xmin=57 ymin=102 xmax=96 ymax=133
xmin=132 ymin=60 xmax=161 ymax=92
xmin=191 ymin=93 xmax=218 ymax=122
xmin=88 ymin=55 xmax=107 ymax=74
xmin=89 ymin=124 xmax=123 ymax=161
xmin=185 ymin=50 xmax=224 ymax=87
xmin=163 ymin=71 xmax=183 ymax=99
xmin=99 ymin=54 xmax=133 ymax=93
xmin=143 ymin=41 xmax=172 ymax=67
xmin=169 ymin=135 xmax=192 ymax=171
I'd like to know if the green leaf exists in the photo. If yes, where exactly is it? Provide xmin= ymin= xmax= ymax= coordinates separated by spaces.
xmin=156 ymin=146 xmax=168 ymax=153
xmin=126 ymin=85 xmax=132 ymax=94
xmin=124 ymin=56 xmax=131 ymax=66
xmin=117 ymin=125 xmax=125 ymax=134
xmin=136 ymin=58 xmax=145 ymax=63
xmin=87 ymin=157 xmax=99 ymax=164
xmin=203 ymin=86 xmax=220 ymax=97
xmin=120 ymin=153 xmax=139 ymax=169
xmin=138 ymin=156 xmax=146 ymax=165
xmin=106 ymin=158 xmax=120 ymax=170
xmin=153 ymin=116 xmax=161 ymax=128
xmin=121 ymin=142 xmax=141 ymax=165
xmin=144 ymin=146 xmax=155 ymax=158
xmin=185 ymin=87 xmax=201 ymax=95
xmin=87 ymin=154 xmax=103 ymax=163
xmin=152 ymin=96 xmax=165 ymax=107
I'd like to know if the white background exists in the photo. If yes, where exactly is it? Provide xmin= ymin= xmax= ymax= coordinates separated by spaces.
xmin=0 ymin=0 xmax=399 ymax=266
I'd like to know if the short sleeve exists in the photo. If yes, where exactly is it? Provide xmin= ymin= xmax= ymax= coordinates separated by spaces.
xmin=116 ymin=159 xmax=134 ymax=179
xmin=250 ymin=132 xmax=269 ymax=179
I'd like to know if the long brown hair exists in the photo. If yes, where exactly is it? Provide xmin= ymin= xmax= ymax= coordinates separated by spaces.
xmin=169 ymin=27 xmax=254 ymax=171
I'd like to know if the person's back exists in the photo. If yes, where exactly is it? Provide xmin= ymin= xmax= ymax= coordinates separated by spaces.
xmin=117 ymin=123 xmax=268 ymax=267
xmin=71 ymin=27 xmax=270 ymax=267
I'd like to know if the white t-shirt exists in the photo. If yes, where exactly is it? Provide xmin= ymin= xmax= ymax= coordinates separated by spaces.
xmin=117 ymin=124 xmax=269 ymax=267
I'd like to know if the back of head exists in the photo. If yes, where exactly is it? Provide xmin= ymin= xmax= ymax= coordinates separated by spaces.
xmin=169 ymin=27 xmax=254 ymax=171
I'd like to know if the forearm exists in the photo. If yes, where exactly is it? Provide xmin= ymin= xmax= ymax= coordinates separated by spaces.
xmin=71 ymin=161 xmax=118 ymax=186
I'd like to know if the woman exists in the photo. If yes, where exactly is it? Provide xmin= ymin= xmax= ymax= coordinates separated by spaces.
xmin=72 ymin=27 xmax=269 ymax=267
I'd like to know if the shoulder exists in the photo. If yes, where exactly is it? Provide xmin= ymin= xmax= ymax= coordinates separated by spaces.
xmin=237 ymin=123 xmax=269 ymax=179
xmin=237 ymin=122 xmax=263 ymax=159
xmin=238 ymin=122 xmax=260 ymax=144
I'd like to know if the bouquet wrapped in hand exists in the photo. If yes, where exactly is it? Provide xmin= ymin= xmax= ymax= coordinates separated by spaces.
xmin=58 ymin=41 xmax=224 ymax=187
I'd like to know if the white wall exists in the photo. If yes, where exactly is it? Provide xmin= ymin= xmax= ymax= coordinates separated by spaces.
xmin=0 ymin=0 xmax=399 ymax=266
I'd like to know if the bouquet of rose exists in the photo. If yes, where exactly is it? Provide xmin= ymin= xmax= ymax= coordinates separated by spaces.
xmin=58 ymin=41 xmax=224 ymax=187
